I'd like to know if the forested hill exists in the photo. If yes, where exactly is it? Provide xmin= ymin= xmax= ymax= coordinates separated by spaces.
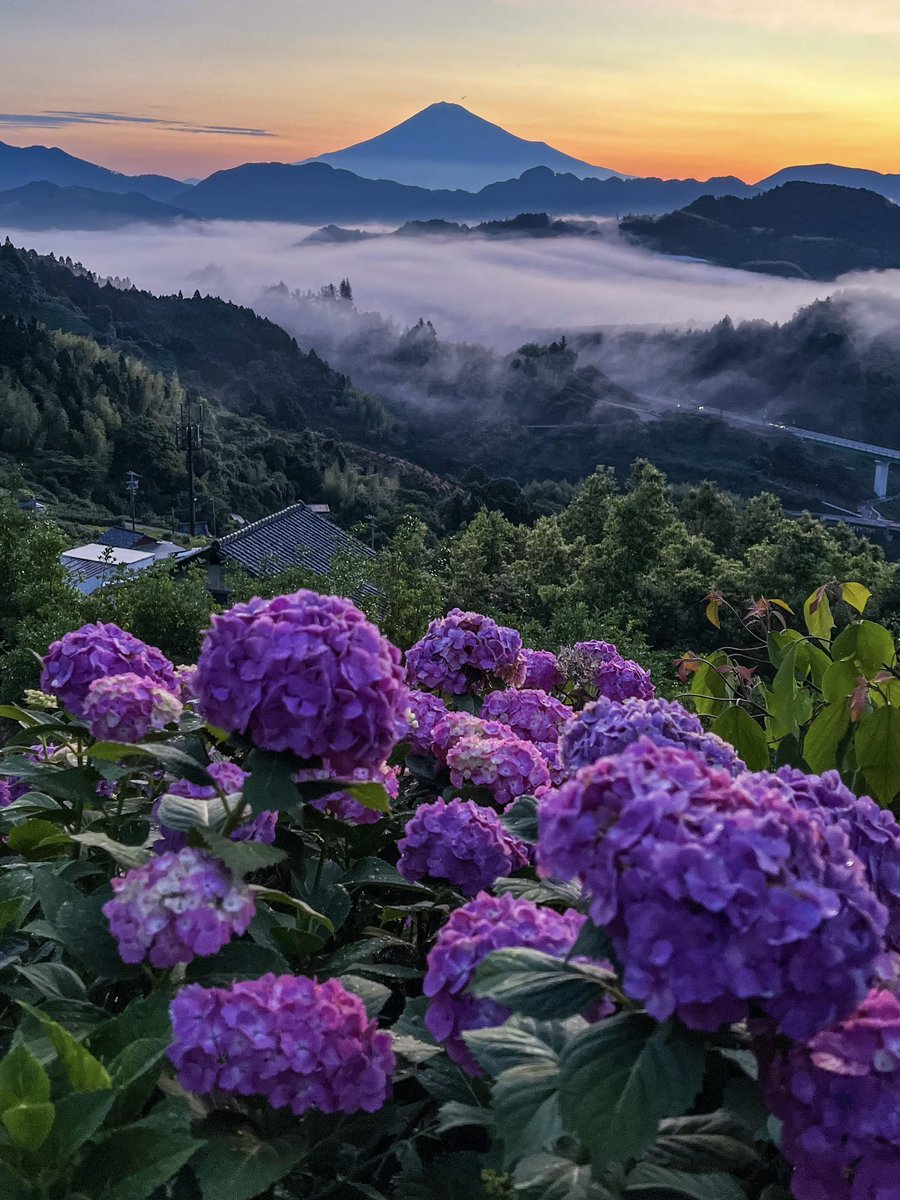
xmin=0 ymin=239 xmax=391 ymax=439
xmin=621 ymin=182 xmax=900 ymax=279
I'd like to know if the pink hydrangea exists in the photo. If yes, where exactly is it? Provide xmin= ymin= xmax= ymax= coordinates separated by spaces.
xmin=448 ymin=732 xmax=552 ymax=807
xmin=430 ymin=711 xmax=516 ymax=765
xmin=40 ymin=622 xmax=177 ymax=717
xmin=195 ymin=591 xmax=407 ymax=774
xmin=103 ymin=847 xmax=254 ymax=968
xmin=82 ymin=672 xmax=183 ymax=742
xmin=168 ymin=973 xmax=395 ymax=1115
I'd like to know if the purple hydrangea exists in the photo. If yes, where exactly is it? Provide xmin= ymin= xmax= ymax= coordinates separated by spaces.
xmin=168 ymin=973 xmax=395 ymax=1114
xmin=299 ymin=762 xmax=399 ymax=825
xmin=447 ymin=733 xmax=552 ymax=808
xmin=519 ymin=648 xmax=564 ymax=693
xmin=405 ymin=609 xmax=524 ymax=695
xmin=1 ymin=742 xmax=71 ymax=808
xmin=595 ymin=657 xmax=655 ymax=702
xmin=481 ymin=689 xmax=573 ymax=748
xmin=174 ymin=664 xmax=199 ymax=702
xmin=40 ymin=622 xmax=177 ymax=718
xmin=538 ymin=739 xmax=887 ymax=1039
xmin=558 ymin=640 xmax=621 ymax=691
xmin=195 ymin=591 xmax=407 ymax=774
xmin=398 ymin=799 xmax=530 ymax=895
xmin=757 ymin=988 xmax=900 ymax=1200
xmin=424 ymin=892 xmax=586 ymax=1072
xmin=102 ymin=846 xmax=254 ymax=967
xmin=561 ymin=696 xmax=745 ymax=776
xmin=401 ymin=689 xmax=450 ymax=756
xmin=82 ymin=672 xmax=183 ymax=742
xmin=156 ymin=761 xmax=275 ymax=850
xmin=742 ymin=767 xmax=900 ymax=954
xmin=430 ymin=711 xmax=516 ymax=764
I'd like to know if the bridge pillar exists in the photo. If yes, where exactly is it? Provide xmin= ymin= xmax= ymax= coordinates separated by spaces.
xmin=874 ymin=460 xmax=890 ymax=499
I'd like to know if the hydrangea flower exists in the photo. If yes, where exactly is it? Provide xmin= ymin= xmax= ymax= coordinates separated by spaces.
xmin=155 ymin=761 xmax=275 ymax=850
xmin=481 ymin=689 xmax=573 ymax=748
xmin=195 ymin=591 xmax=407 ymax=774
xmin=400 ymin=689 xmax=449 ymax=756
xmin=174 ymin=664 xmax=199 ymax=702
xmin=430 ymin=711 xmax=516 ymax=765
xmin=398 ymin=799 xmax=530 ymax=895
xmin=561 ymin=696 xmax=744 ymax=776
xmin=405 ymin=609 xmax=523 ymax=695
xmin=82 ymin=672 xmax=183 ymax=742
xmin=558 ymin=640 xmax=621 ymax=691
xmin=40 ymin=622 xmax=177 ymax=717
xmin=757 ymin=988 xmax=900 ymax=1200
xmin=424 ymin=892 xmax=586 ymax=1072
xmin=742 ymin=767 xmax=900 ymax=953
xmin=519 ymin=648 xmax=565 ymax=693
xmin=298 ymin=762 xmax=399 ymax=825
xmin=538 ymin=739 xmax=886 ymax=1039
xmin=102 ymin=847 xmax=254 ymax=967
xmin=595 ymin=657 xmax=655 ymax=702
xmin=448 ymin=733 xmax=552 ymax=808
xmin=168 ymin=973 xmax=395 ymax=1114
xmin=168 ymin=760 xmax=249 ymax=802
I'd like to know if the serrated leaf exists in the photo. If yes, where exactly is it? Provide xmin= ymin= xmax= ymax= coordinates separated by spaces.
xmin=625 ymin=1162 xmax=746 ymax=1199
xmin=0 ymin=1041 xmax=54 ymax=1152
xmin=190 ymin=1129 xmax=305 ymax=1200
xmin=6 ymin=819 xmax=71 ymax=860
xmin=472 ymin=948 xmax=617 ymax=1019
xmin=251 ymin=886 xmax=333 ymax=930
xmin=558 ymin=1016 xmax=705 ymax=1171
xmin=92 ymin=741 xmax=213 ymax=789
xmin=184 ymin=940 xmax=288 ymax=984
xmin=72 ymin=1100 xmax=199 ymax=1200
xmin=514 ymin=1153 xmax=624 ymax=1200
xmin=155 ymin=791 xmax=228 ymax=831
xmin=340 ymin=973 xmax=391 ymax=1016
xmin=15 ymin=962 xmax=89 ymax=1004
xmin=436 ymin=1100 xmax=494 ymax=1133
xmin=493 ymin=1059 xmax=562 ymax=1168
xmin=464 ymin=1017 xmax=574 ymax=1077
xmin=19 ymin=1003 xmax=111 ymax=1092
xmin=644 ymin=1111 xmax=761 ymax=1173
xmin=70 ymin=831 xmax=150 ymax=869
xmin=42 ymin=1089 xmax=114 ymax=1161
xmin=501 ymin=795 xmax=539 ymax=843
xmin=391 ymin=1034 xmax=442 ymax=1063
xmin=199 ymin=830 xmax=285 ymax=877
xmin=342 ymin=857 xmax=430 ymax=892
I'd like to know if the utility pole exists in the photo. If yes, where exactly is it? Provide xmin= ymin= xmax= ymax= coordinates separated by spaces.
xmin=364 ymin=514 xmax=376 ymax=550
xmin=175 ymin=392 xmax=203 ymax=537
xmin=125 ymin=471 xmax=140 ymax=531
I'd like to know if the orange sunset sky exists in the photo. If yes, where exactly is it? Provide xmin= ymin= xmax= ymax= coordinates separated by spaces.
xmin=2 ymin=0 xmax=899 ymax=183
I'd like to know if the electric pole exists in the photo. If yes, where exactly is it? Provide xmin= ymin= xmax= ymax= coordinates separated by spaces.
xmin=175 ymin=392 xmax=203 ymax=537
xmin=125 ymin=471 xmax=140 ymax=531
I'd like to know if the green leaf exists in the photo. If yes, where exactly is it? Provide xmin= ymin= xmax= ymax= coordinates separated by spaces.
xmin=243 ymin=749 xmax=300 ymax=816
xmin=802 ymin=699 xmax=850 ymax=774
xmin=0 ymin=897 xmax=25 ymax=932
xmin=340 ymin=973 xmax=391 ymax=1016
xmin=841 ymin=582 xmax=872 ymax=614
xmin=493 ymin=1059 xmax=563 ymax=1169
xmin=803 ymin=588 xmax=834 ymax=641
xmin=855 ymin=706 xmax=900 ymax=805
xmin=51 ymin=890 xmax=132 ymax=979
xmin=0 ymin=1159 xmax=34 ymax=1199
xmin=69 ymin=831 xmax=150 ymax=869
xmin=184 ymin=940 xmax=289 ymax=984
xmin=343 ymin=781 xmax=391 ymax=813
xmin=558 ymin=1016 xmax=705 ymax=1171
xmin=436 ymin=1101 xmax=494 ymax=1134
xmin=42 ymin=1090 xmax=114 ymax=1161
xmin=501 ymin=795 xmax=539 ymax=843
xmin=472 ymin=948 xmax=617 ymax=1019
xmin=514 ymin=1153 xmax=623 ymax=1200
xmin=765 ymin=645 xmax=801 ymax=739
xmin=710 ymin=707 xmax=769 ymax=771
xmin=342 ymin=857 xmax=430 ymax=892
xmin=198 ymin=830 xmax=285 ymax=877
xmin=0 ymin=704 xmax=41 ymax=726
xmin=626 ymin=1162 xmax=746 ymax=1199
xmin=72 ymin=1099 xmax=200 ymax=1200
xmin=689 ymin=663 xmax=728 ymax=718
xmin=19 ymin=1003 xmax=111 ymax=1092
xmin=15 ymin=962 xmax=89 ymax=1004
xmin=155 ymin=791 xmax=228 ymax=831
xmin=0 ymin=1042 xmax=54 ymax=1152
xmin=643 ymin=1111 xmax=761 ymax=1173
xmin=464 ymin=1017 xmax=572 ymax=1077
xmin=6 ymin=819 xmax=71 ymax=861
xmin=832 ymin=621 xmax=897 ymax=676
xmin=92 ymin=741 xmax=214 ymax=788
xmin=104 ymin=1038 xmax=170 ymax=1124
xmin=251 ymin=886 xmax=333 ymax=931
xmin=190 ymin=1129 xmax=306 ymax=1200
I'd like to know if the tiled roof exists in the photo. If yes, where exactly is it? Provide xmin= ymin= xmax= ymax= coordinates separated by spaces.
xmin=96 ymin=526 xmax=146 ymax=549
xmin=212 ymin=502 xmax=373 ymax=578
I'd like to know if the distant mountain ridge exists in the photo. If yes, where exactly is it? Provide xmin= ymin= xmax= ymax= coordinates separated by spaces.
xmin=0 ymin=181 xmax=193 ymax=229
xmin=303 ymin=101 xmax=624 ymax=191
xmin=0 ymin=139 xmax=184 ymax=201
xmin=621 ymin=181 xmax=900 ymax=280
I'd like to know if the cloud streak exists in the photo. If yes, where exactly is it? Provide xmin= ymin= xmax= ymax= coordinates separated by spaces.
xmin=0 ymin=111 xmax=277 ymax=137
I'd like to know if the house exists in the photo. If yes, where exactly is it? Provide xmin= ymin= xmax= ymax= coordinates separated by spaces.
xmin=179 ymin=501 xmax=373 ymax=600
xmin=62 ymin=528 xmax=184 ymax=594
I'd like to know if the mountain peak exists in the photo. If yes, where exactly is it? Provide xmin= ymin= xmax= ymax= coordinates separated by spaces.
xmin=305 ymin=102 xmax=623 ymax=192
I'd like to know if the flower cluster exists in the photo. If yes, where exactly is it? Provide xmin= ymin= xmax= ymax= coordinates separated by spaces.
xmin=174 ymin=664 xmax=199 ymax=702
xmin=195 ymin=591 xmax=407 ymax=773
xmin=405 ymin=609 xmax=523 ymax=695
xmin=398 ymin=799 xmax=530 ymax=895
xmin=430 ymin=711 xmax=516 ymax=764
xmin=82 ymin=672 xmax=183 ymax=742
xmin=103 ymin=847 xmax=255 ymax=967
xmin=561 ymin=696 xmax=745 ymax=776
xmin=538 ymin=739 xmax=886 ymax=1038
xmin=742 ymin=767 xmax=900 ymax=954
xmin=401 ymin=689 xmax=449 ymax=756
xmin=168 ymin=973 xmax=395 ymax=1115
xmin=558 ymin=640 xmax=621 ymax=690
xmin=558 ymin=640 xmax=654 ymax=702
xmin=40 ymin=622 xmax=178 ymax=718
xmin=447 ymin=732 xmax=552 ymax=807
xmin=168 ymin=760 xmax=249 ymax=801
xmin=758 ymin=988 xmax=900 ymax=1200
xmin=481 ymin=688 xmax=573 ymax=748
xmin=154 ymin=761 xmax=276 ymax=850
xmin=519 ymin=648 xmax=564 ymax=693
xmin=424 ymin=893 xmax=585 ymax=1072
xmin=301 ymin=762 xmax=399 ymax=825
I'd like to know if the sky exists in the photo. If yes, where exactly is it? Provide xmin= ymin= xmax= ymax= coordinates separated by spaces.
xmin=2 ymin=0 xmax=899 ymax=182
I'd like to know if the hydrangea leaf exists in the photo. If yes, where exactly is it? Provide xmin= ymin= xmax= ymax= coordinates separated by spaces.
xmin=493 ymin=1059 xmax=563 ymax=1168
xmin=243 ymin=749 xmax=301 ymax=815
xmin=190 ymin=1129 xmax=306 ymax=1200
xmin=625 ymin=1162 xmax=746 ymax=1199
xmin=472 ymin=947 xmax=617 ymax=1020
xmin=558 ymin=1015 xmax=706 ymax=1172
xmin=0 ymin=1041 xmax=55 ymax=1152
xmin=18 ymin=1002 xmax=111 ymax=1092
